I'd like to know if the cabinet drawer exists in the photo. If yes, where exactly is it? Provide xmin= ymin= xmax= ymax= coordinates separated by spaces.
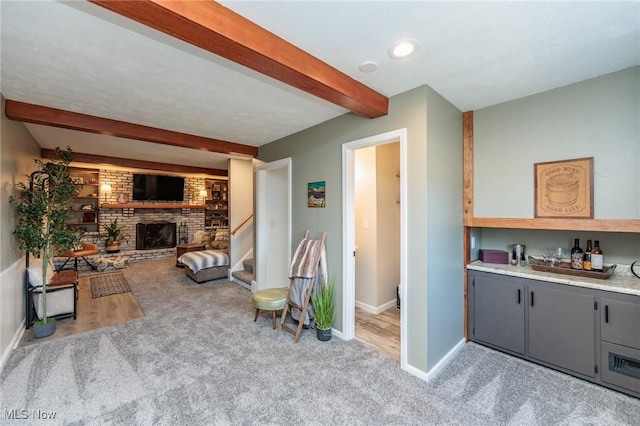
xmin=601 ymin=298 xmax=640 ymax=349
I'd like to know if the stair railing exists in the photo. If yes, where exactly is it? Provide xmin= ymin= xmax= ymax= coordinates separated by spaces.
xmin=231 ymin=214 xmax=253 ymax=236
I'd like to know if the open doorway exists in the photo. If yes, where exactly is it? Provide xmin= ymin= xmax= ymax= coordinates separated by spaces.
xmin=342 ymin=129 xmax=408 ymax=369
xmin=353 ymin=143 xmax=401 ymax=360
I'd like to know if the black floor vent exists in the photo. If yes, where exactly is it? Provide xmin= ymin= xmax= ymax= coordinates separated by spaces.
xmin=609 ymin=352 xmax=640 ymax=379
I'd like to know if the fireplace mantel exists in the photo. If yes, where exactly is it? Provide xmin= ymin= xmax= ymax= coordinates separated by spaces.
xmin=101 ymin=203 xmax=206 ymax=210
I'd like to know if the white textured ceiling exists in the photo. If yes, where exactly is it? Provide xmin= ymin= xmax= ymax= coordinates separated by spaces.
xmin=2 ymin=1 xmax=639 ymax=171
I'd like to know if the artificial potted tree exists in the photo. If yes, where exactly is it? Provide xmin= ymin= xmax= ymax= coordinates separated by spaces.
xmin=100 ymin=218 xmax=130 ymax=253
xmin=10 ymin=147 xmax=81 ymax=338
xmin=311 ymin=277 xmax=335 ymax=341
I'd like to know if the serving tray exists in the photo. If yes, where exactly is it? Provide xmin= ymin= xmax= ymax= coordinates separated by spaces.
xmin=527 ymin=256 xmax=616 ymax=280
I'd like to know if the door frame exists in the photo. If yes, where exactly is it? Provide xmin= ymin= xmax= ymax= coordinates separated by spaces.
xmin=342 ymin=129 xmax=408 ymax=369
xmin=255 ymin=157 xmax=292 ymax=292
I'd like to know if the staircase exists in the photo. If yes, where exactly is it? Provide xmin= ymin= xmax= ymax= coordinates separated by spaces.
xmin=232 ymin=258 xmax=253 ymax=289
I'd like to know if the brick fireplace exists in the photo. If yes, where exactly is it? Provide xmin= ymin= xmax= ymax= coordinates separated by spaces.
xmin=81 ymin=169 xmax=207 ymax=261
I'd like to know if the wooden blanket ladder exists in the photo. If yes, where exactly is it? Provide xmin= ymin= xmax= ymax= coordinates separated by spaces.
xmin=278 ymin=230 xmax=326 ymax=343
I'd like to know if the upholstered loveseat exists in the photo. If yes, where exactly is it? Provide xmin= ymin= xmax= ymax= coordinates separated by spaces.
xmin=193 ymin=229 xmax=229 ymax=253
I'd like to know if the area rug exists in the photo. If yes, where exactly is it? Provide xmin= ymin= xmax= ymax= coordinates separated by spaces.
xmin=90 ymin=271 xmax=131 ymax=298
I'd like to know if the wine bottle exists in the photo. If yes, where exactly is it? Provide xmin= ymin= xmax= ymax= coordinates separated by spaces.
xmin=591 ymin=240 xmax=604 ymax=272
xmin=583 ymin=239 xmax=592 ymax=271
xmin=570 ymin=238 xmax=583 ymax=270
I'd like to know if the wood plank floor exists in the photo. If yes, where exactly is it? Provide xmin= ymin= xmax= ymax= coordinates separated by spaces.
xmin=355 ymin=306 xmax=400 ymax=361
xmin=20 ymin=273 xmax=144 ymax=347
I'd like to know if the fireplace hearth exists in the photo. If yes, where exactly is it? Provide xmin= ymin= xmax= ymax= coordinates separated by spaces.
xmin=136 ymin=222 xmax=177 ymax=250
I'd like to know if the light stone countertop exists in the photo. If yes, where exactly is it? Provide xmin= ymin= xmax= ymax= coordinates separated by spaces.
xmin=467 ymin=260 xmax=640 ymax=297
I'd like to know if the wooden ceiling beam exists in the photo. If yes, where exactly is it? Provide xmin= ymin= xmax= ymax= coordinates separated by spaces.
xmin=89 ymin=0 xmax=389 ymax=118
xmin=41 ymin=149 xmax=227 ymax=176
xmin=6 ymin=100 xmax=257 ymax=157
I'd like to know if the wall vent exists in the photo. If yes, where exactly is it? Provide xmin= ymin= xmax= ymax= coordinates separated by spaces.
xmin=609 ymin=352 xmax=640 ymax=379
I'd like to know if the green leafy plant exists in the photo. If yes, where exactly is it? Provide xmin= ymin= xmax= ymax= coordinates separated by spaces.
xmin=10 ymin=147 xmax=81 ymax=326
xmin=312 ymin=277 xmax=335 ymax=330
xmin=99 ymin=218 xmax=130 ymax=245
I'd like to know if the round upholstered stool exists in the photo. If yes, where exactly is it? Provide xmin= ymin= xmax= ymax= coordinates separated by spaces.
xmin=252 ymin=287 xmax=288 ymax=329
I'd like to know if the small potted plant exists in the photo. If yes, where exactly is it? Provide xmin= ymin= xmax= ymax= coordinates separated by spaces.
xmin=100 ymin=218 xmax=130 ymax=253
xmin=311 ymin=277 xmax=335 ymax=341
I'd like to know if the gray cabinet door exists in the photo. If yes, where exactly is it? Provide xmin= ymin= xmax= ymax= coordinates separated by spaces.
xmin=528 ymin=283 xmax=596 ymax=377
xmin=472 ymin=273 xmax=525 ymax=354
xmin=601 ymin=298 xmax=640 ymax=349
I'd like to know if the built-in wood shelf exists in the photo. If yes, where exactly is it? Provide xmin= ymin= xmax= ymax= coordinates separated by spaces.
xmin=101 ymin=203 xmax=206 ymax=210
xmin=470 ymin=217 xmax=640 ymax=233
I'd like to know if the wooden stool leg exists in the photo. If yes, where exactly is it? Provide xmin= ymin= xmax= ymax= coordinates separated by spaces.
xmin=272 ymin=310 xmax=277 ymax=329
xmin=254 ymin=308 xmax=259 ymax=322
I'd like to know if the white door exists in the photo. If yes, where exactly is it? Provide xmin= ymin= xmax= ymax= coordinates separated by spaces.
xmin=255 ymin=158 xmax=292 ymax=291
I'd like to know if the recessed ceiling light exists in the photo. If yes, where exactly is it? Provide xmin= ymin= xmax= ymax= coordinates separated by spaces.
xmin=389 ymin=39 xmax=419 ymax=59
xmin=359 ymin=61 xmax=378 ymax=73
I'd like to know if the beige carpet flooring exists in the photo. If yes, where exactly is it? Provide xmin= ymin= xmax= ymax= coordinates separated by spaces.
xmin=3 ymin=258 xmax=639 ymax=425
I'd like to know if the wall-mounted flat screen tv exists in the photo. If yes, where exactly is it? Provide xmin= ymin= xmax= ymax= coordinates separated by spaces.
xmin=133 ymin=174 xmax=185 ymax=201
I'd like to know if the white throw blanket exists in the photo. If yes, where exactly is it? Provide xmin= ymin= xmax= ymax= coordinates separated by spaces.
xmin=178 ymin=250 xmax=229 ymax=273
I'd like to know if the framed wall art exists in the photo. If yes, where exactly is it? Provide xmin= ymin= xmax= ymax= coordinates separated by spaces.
xmin=308 ymin=181 xmax=326 ymax=208
xmin=534 ymin=157 xmax=593 ymax=218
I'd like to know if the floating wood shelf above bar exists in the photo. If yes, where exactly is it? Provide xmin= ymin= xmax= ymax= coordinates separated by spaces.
xmin=470 ymin=217 xmax=640 ymax=233
xmin=101 ymin=203 xmax=206 ymax=210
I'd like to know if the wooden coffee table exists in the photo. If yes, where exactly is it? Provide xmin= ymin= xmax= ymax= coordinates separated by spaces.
xmin=176 ymin=242 xmax=206 ymax=267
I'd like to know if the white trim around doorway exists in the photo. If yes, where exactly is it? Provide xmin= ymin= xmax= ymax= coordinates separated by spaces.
xmin=341 ymin=129 xmax=408 ymax=371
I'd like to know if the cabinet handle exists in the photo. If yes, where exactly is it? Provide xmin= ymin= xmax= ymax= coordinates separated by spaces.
xmin=531 ymin=291 xmax=534 ymax=307
xmin=517 ymin=289 xmax=521 ymax=304
xmin=605 ymin=305 xmax=609 ymax=323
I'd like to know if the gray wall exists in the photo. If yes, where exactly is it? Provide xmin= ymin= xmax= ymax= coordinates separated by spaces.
xmin=259 ymin=85 xmax=464 ymax=374
xmin=1 ymin=95 xmax=41 ymax=365
xmin=474 ymin=66 xmax=639 ymax=219
xmin=1 ymin=95 xmax=40 ymax=269
xmin=425 ymin=86 xmax=464 ymax=370
xmin=473 ymin=67 xmax=640 ymax=263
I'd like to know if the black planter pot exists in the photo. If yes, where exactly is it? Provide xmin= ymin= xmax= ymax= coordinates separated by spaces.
xmin=33 ymin=319 xmax=56 ymax=338
xmin=316 ymin=327 xmax=332 ymax=341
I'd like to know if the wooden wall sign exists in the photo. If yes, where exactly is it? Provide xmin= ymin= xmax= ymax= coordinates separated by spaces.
xmin=534 ymin=157 xmax=593 ymax=218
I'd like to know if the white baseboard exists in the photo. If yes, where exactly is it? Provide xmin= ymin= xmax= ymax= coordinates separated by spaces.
xmin=1 ymin=321 xmax=26 ymax=372
xmin=0 ymin=257 xmax=26 ymax=374
xmin=403 ymin=339 xmax=466 ymax=382
xmin=355 ymin=298 xmax=397 ymax=315
xmin=332 ymin=328 xmax=344 ymax=340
